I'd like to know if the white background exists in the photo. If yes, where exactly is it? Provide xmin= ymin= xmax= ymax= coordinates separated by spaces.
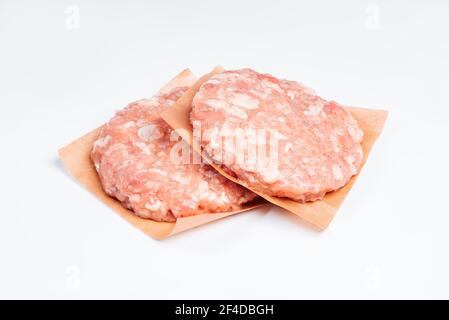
xmin=1 ymin=0 xmax=448 ymax=299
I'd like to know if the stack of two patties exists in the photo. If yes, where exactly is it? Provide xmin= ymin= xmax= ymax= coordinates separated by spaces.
xmin=92 ymin=69 xmax=364 ymax=222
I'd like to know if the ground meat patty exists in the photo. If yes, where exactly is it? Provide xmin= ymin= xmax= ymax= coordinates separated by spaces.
xmin=191 ymin=69 xmax=364 ymax=202
xmin=91 ymin=86 xmax=256 ymax=222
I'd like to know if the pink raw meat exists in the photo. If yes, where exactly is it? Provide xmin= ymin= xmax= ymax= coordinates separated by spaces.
xmin=191 ymin=69 xmax=364 ymax=202
xmin=91 ymin=86 xmax=256 ymax=222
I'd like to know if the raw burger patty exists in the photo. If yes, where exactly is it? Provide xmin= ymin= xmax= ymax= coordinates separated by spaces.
xmin=91 ymin=86 xmax=256 ymax=222
xmin=191 ymin=68 xmax=364 ymax=202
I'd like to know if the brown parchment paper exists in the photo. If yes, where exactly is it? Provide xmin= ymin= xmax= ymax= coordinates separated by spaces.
xmin=160 ymin=67 xmax=388 ymax=230
xmin=58 ymin=69 xmax=267 ymax=240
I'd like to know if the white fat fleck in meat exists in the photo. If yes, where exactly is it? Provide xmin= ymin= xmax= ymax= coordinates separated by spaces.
xmin=292 ymin=172 xmax=308 ymax=185
xmin=276 ymin=131 xmax=287 ymax=140
xmin=227 ymin=106 xmax=248 ymax=119
xmin=117 ymin=159 xmax=132 ymax=170
xmin=251 ymin=88 xmax=268 ymax=100
xmin=145 ymin=198 xmax=161 ymax=211
xmin=219 ymin=193 xmax=229 ymax=203
xmin=332 ymin=165 xmax=344 ymax=181
xmin=104 ymin=143 xmax=127 ymax=157
xmin=223 ymin=139 xmax=236 ymax=158
xmin=197 ymin=181 xmax=209 ymax=195
xmin=213 ymin=72 xmax=245 ymax=82
xmin=94 ymin=162 xmax=100 ymax=171
xmin=138 ymin=124 xmax=163 ymax=141
xmin=304 ymin=105 xmax=323 ymax=116
xmin=105 ymin=187 xmax=115 ymax=196
xmin=134 ymin=142 xmax=151 ymax=155
xmin=247 ymin=175 xmax=256 ymax=183
xmin=357 ymin=148 xmax=363 ymax=159
xmin=202 ymin=126 xmax=219 ymax=142
xmin=137 ymin=97 xmax=159 ymax=107
xmin=284 ymin=142 xmax=293 ymax=153
xmin=240 ymin=159 xmax=257 ymax=172
xmin=313 ymin=128 xmax=324 ymax=138
xmin=209 ymin=137 xmax=221 ymax=149
xmin=275 ymin=103 xmax=288 ymax=110
xmin=348 ymin=124 xmax=364 ymax=143
xmin=345 ymin=155 xmax=357 ymax=173
xmin=229 ymin=93 xmax=259 ymax=110
xmin=136 ymin=119 xmax=147 ymax=127
xmin=219 ymin=122 xmax=235 ymax=137
xmin=287 ymin=91 xmax=296 ymax=100
xmin=182 ymin=199 xmax=197 ymax=209
xmin=205 ymin=78 xmax=220 ymax=84
xmin=262 ymin=80 xmax=282 ymax=92
xmin=93 ymin=135 xmax=112 ymax=149
xmin=129 ymin=194 xmax=141 ymax=203
xmin=225 ymin=85 xmax=238 ymax=92
xmin=331 ymin=135 xmax=341 ymax=152
xmin=261 ymin=168 xmax=280 ymax=184
xmin=207 ymin=192 xmax=218 ymax=201
xmin=331 ymin=135 xmax=337 ymax=142
xmin=147 ymin=168 xmax=168 ymax=177
xmin=203 ymin=99 xmax=229 ymax=110
xmin=302 ymin=157 xmax=312 ymax=164
xmin=120 ymin=121 xmax=135 ymax=129
xmin=171 ymin=171 xmax=190 ymax=185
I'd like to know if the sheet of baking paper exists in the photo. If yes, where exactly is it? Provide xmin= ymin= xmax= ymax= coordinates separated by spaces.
xmin=160 ymin=67 xmax=388 ymax=230
xmin=58 ymin=69 xmax=267 ymax=240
